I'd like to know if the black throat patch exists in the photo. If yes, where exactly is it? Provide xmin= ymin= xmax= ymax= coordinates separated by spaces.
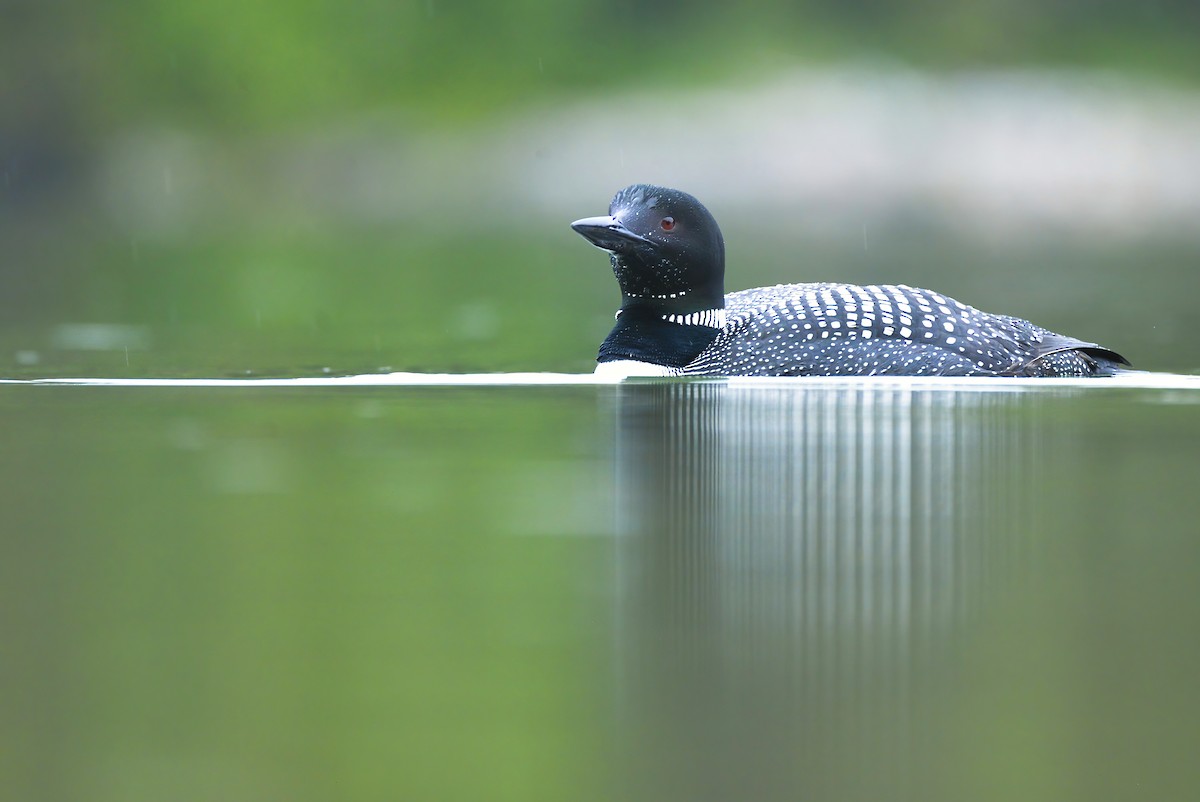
xmin=597 ymin=306 xmax=721 ymax=368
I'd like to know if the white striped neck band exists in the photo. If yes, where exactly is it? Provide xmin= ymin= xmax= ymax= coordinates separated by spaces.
xmin=661 ymin=309 xmax=727 ymax=328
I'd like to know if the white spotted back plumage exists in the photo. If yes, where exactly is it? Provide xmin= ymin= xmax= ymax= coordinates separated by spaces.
xmin=683 ymin=283 xmax=1111 ymax=377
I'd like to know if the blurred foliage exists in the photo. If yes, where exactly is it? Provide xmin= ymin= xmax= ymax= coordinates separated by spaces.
xmin=5 ymin=0 xmax=1200 ymax=137
xmin=6 ymin=0 xmax=1200 ymax=213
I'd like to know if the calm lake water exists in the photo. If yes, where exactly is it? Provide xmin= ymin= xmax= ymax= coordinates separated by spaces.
xmin=3 ymin=374 xmax=1200 ymax=801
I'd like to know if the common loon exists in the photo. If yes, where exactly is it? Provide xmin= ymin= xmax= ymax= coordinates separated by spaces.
xmin=571 ymin=184 xmax=1130 ymax=378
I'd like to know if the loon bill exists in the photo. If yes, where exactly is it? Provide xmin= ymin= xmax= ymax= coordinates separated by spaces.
xmin=571 ymin=184 xmax=1130 ymax=378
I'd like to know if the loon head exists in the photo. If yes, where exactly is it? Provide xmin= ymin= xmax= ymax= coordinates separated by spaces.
xmin=571 ymin=184 xmax=726 ymax=312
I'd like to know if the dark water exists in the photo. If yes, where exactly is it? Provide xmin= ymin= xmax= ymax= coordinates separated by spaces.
xmin=3 ymin=377 xmax=1200 ymax=801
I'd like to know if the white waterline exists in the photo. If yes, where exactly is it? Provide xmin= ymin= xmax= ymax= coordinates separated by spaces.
xmin=1 ymin=371 xmax=1198 ymax=391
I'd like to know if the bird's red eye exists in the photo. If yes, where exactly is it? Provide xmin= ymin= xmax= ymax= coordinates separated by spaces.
xmin=660 ymin=217 xmax=675 ymax=231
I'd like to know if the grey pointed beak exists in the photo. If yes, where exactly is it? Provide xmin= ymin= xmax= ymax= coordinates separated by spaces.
xmin=570 ymin=215 xmax=651 ymax=252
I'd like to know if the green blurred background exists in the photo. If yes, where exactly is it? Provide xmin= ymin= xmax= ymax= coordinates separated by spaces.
xmin=4 ymin=0 xmax=1200 ymax=377
xmin=5 ymin=6 xmax=1200 ymax=801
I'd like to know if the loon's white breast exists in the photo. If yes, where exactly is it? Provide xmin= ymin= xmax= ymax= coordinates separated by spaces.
xmin=593 ymin=360 xmax=682 ymax=380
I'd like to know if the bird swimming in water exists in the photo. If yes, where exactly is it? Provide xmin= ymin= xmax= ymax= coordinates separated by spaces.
xmin=571 ymin=184 xmax=1130 ymax=378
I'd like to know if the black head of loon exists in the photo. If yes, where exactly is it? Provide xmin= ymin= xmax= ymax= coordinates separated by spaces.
xmin=571 ymin=184 xmax=725 ymax=316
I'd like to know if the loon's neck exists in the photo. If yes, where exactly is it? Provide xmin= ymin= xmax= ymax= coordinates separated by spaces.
xmin=610 ymin=253 xmax=725 ymax=316
xmin=598 ymin=302 xmax=725 ymax=368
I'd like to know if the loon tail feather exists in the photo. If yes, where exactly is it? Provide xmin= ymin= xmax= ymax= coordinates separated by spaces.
xmin=1015 ymin=334 xmax=1132 ymax=376
xmin=1078 ymin=346 xmax=1132 ymax=368
xmin=1036 ymin=333 xmax=1130 ymax=365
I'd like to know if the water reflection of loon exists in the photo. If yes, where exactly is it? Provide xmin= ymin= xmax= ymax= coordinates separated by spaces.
xmin=612 ymin=381 xmax=1048 ymax=800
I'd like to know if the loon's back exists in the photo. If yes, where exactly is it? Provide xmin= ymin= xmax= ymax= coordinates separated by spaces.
xmin=683 ymin=283 xmax=1128 ymax=378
